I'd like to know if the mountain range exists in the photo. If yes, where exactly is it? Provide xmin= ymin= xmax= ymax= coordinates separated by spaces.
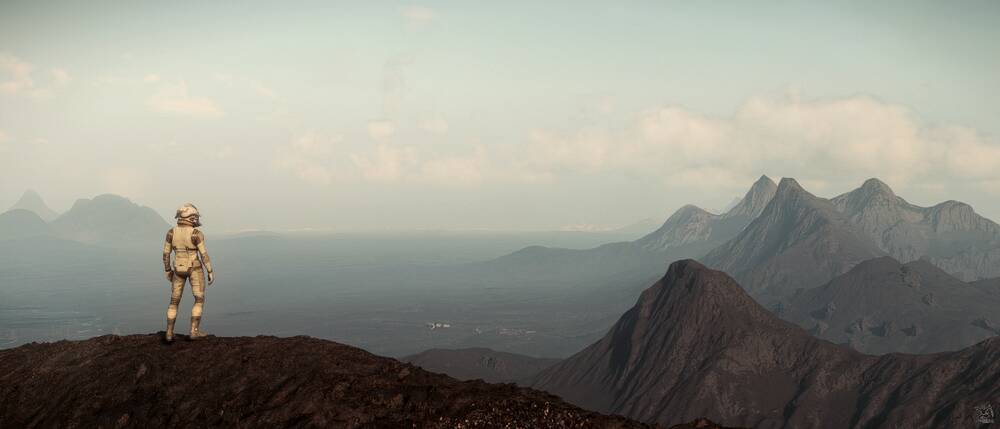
xmin=831 ymin=178 xmax=1000 ymax=281
xmin=702 ymin=177 xmax=1000 ymax=303
xmin=701 ymin=178 xmax=885 ymax=302
xmin=531 ymin=260 xmax=1000 ymax=428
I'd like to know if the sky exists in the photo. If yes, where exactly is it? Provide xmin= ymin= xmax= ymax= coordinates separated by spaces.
xmin=1 ymin=1 xmax=999 ymax=232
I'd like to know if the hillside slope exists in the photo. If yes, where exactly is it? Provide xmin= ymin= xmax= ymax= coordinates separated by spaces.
xmin=0 ymin=334 xmax=698 ymax=429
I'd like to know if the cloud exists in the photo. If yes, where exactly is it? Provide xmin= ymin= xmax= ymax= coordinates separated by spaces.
xmin=213 ymin=72 xmax=276 ymax=98
xmin=143 ymin=74 xmax=161 ymax=83
xmin=419 ymin=116 xmax=449 ymax=134
xmin=401 ymin=6 xmax=435 ymax=28
xmin=147 ymin=81 xmax=224 ymax=118
xmin=50 ymin=68 xmax=71 ymax=86
xmin=274 ymin=133 xmax=341 ymax=185
xmin=350 ymin=143 xmax=416 ymax=182
xmin=0 ymin=54 xmax=72 ymax=99
xmin=368 ymin=120 xmax=396 ymax=140
xmin=0 ymin=53 xmax=34 ymax=94
xmin=419 ymin=153 xmax=483 ymax=185
xmin=519 ymin=93 xmax=1000 ymax=195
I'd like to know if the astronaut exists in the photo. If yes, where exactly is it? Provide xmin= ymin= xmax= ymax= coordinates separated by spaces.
xmin=162 ymin=203 xmax=215 ymax=342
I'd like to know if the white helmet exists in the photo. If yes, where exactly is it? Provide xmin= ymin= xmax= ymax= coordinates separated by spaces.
xmin=175 ymin=203 xmax=201 ymax=226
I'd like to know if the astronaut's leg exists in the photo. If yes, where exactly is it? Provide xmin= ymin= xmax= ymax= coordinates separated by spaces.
xmin=189 ymin=267 xmax=208 ymax=339
xmin=165 ymin=273 xmax=186 ymax=342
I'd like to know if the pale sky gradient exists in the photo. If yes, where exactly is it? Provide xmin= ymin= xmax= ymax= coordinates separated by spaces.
xmin=1 ymin=1 xmax=999 ymax=232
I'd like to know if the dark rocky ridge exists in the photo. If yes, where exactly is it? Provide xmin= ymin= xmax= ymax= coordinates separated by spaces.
xmin=782 ymin=256 xmax=1000 ymax=354
xmin=402 ymin=347 xmax=560 ymax=384
xmin=532 ymin=260 xmax=1000 ymax=428
xmin=0 ymin=334 xmax=666 ymax=428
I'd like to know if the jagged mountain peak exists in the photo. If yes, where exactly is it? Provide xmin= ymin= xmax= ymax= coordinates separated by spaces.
xmin=776 ymin=176 xmax=804 ymax=192
xmin=831 ymin=178 xmax=907 ymax=215
xmin=860 ymin=177 xmax=895 ymax=196
xmin=635 ymin=260 xmax=774 ymax=325
xmin=721 ymin=175 xmax=777 ymax=219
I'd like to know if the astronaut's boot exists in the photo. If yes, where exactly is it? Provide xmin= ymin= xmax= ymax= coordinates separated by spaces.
xmin=189 ymin=316 xmax=208 ymax=340
xmin=165 ymin=318 xmax=176 ymax=343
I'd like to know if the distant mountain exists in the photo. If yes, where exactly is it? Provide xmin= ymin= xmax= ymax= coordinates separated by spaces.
xmin=782 ymin=256 xmax=1000 ymax=354
xmin=831 ymin=178 xmax=1000 ymax=280
xmin=610 ymin=218 xmax=661 ymax=240
xmin=49 ymin=194 xmax=170 ymax=246
xmin=0 ymin=334 xmax=663 ymax=429
xmin=485 ymin=242 xmax=667 ymax=284
xmin=0 ymin=209 xmax=50 ymax=240
xmin=487 ymin=175 xmax=778 ymax=286
xmin=402 ymin=347 xmax=559 ymax=384
xmin=635 ymin=175 xmax=776 ymax=255
xmin=7 ymin=189 xmax=58 ymax=221
xmin=531 ymin=260 xmax=1000 ymax=428
xmin=701 ymin=178 xmax=884 ymax=301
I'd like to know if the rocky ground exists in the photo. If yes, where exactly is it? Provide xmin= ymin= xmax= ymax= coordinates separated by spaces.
xmin=0 ymin=333 xmax=740 ymax=428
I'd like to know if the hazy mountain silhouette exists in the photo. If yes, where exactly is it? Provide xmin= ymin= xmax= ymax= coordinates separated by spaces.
xmin=634 ymin=175 xmax=776 ymax=255
xmin=531 ymin=260 xmax=1000 ymax=428
xmin=831 ymin=178 xmax=1000 ymax=281
xmin=783 ymin=256 xmax=1000 ymax=354
xmin=402 ymin=347 xmax=559 ymax=384
xmin=49 ymin=194 xmax=170 ymax=247
xmin=486 ymin=176 xmax=778 ymax=287
xmin=701 ymin=178 xmax=884 ymax=302
xmin=0 ymin=334 xmax=677 ymax=429
xmin=0 ymin=209 xmax=50 ymax=240
xmin=7 ymin=189 xmax=58 ymax=222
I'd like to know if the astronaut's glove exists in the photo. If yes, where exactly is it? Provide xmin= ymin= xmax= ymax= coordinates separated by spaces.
xmin=207 ymin=271 xmax=215 ymax=286
xmin=166 ymin=270 xmax=174 ymax=283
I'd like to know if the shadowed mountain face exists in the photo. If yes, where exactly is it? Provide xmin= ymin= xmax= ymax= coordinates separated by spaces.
xmin=701 ymin=178 xmax=884 ymax=302
xmin=635 ymin=175 xmax=776 ymax=255
xmin=782 ymin=256 xmax=1000 ymax=354
xmin=831 ymin=178 xmax=1000 ymax=281
xmin=0 ymin=334 xmax=661 ymax=429
xmin=7 ymin=190 xmax=58 ymax=222
xmin=0 ymin=209 xmax=50 ymax=240
xmin=49 ymin=194 xmax=170 ymax=247
xmin=531 ymin=260 xmax=1000 ymax=428
xmin=402 ymin=347 xmax=559 ymax=384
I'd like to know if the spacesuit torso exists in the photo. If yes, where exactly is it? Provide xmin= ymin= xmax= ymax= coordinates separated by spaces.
xmin=170 ymin=225 xmax=202 ymax=273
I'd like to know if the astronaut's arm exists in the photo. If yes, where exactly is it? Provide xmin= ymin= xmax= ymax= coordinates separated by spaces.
xmin=162 ymin=229 xmax=174 ymax=272
xmin=192 ymin=230 xmax=214 ymax=274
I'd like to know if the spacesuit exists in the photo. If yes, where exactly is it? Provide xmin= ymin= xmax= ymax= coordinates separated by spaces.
xmin=162 ymin=203 xmax=215 ymax=342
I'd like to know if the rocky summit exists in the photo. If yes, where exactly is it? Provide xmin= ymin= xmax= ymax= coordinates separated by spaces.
xmin=0 ymin=333 xmax=745 ymax=429
xmin=532 ymin=260 xmax=1000 ymax=428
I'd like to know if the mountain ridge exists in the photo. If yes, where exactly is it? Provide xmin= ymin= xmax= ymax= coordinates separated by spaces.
xmin=532 ymin=260 xmax=1000 ymax=428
